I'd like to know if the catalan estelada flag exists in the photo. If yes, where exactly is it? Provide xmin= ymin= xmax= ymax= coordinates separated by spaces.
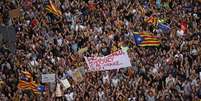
xmin=30 ymin=81 xmax=46 ymax=94
xmin=17 ymin=71 xmax=45 ymax=94
xmin=133 ymin=32 xmax=160 ymax=47
xmin=158 ymin=23 xmax=170 ymax=32
xmin=144 ymin=16 xmax=158 ymax=25
xmin=17 ymin=71 xmax=32 ymax=89
xmin=21 ymin=71 xmax=32 ymax=79
xmin=17 ymin=79 xmax=31 ymax=90
xmin=45 ymin=0 xmax=62 ymax=16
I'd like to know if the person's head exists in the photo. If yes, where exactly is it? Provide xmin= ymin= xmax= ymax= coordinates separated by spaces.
xmin=158 ymin=95 xmax=163 ymax=101
xmin=165 ymin=95 xmax=171 ymax=100
xmin=148 ymin=90 xmax=154 ymax=96
xmin=168 ymin=74 xmax=173 ymax=78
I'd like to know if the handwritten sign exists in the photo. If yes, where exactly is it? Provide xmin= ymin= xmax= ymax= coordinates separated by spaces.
xmin=42 ymin=74 xmax=55 ymax=83
xmin=72 ymin=69 xmax=83 ymax=83
xmin=85 ymin=50 xmax=131 ymax=71
xmin=60 ymin=79 xmax=71 ymax=90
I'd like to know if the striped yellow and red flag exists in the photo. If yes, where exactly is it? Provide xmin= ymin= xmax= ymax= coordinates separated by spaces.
xmin=18 ymin=71 xmax=32 ymax=89
xmin=133 ymin=32 xmax=160 ymax=47
xmin=21 ymin=71 xmax=32 ymax=79
xmin=17 ymin=79 xmax=31 ymax=90
xmin=45 ymin=0 xmax=62 ymax=16
xmin=30 ymin=81 xmax=40 ymax=94
xmin=17 ymin=71 xmax=42 ymax=94
xmin=144 ymin=16 xmax=158 ymax=25
xmin=139 ymin=32 xmax=160 ymax=46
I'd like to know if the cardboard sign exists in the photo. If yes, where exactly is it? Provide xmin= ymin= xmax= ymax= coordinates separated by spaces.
xmin=72 ymin=69 xmax=83 ymax=83
xmin=199 ymin=72 xmax=201 ymax=80
xmin=60 ymin=79 xmax=71 ymax=90
xmin=78 ymin=47 xmax=88 ymax=54
xmin=42 ymin=74 xmax=56 ymax=83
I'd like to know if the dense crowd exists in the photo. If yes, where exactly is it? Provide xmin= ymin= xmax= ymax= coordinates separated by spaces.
xmin=0 ymin=0 xmax=201 ymax=101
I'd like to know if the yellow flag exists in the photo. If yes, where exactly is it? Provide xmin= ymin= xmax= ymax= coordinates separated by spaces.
xmin=49 ymin=0 xmax=62 ymax=16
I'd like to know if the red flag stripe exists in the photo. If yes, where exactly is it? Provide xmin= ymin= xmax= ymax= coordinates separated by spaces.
xmin=141 ymin=41 xmax=160 ymax=44
xmin=143 ymin=36 xmax=160 ymax=39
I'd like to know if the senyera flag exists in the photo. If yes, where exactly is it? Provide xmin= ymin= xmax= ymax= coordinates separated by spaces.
xmin=84 ymin=50 xmax=131 ymax=71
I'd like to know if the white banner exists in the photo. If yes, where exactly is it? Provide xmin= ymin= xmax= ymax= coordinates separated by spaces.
xmin=85 ymin=50 xmax=131 ymax=71
xmin=42 ymin=74 xmax=56 ymax=83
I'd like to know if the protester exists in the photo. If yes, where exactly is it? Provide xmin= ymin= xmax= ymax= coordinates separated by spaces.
xmin=0 ymin=0 xmax=201 ymax=101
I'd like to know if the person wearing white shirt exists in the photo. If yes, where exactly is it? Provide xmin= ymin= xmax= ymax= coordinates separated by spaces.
xmin=112 ymin=76 xmax=119 ymax=87
xmin=165 ymin=74 xmax=175 ymax=88
xmin=55 ymin=82 xmax=63 ymax=101
xmin=65 ymin=91 xmax=74 ymax=101
xmin=98 ymin=88 xmax=106 ymax=101
xmin=102 ymin=72 xmax=109 ymax=84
